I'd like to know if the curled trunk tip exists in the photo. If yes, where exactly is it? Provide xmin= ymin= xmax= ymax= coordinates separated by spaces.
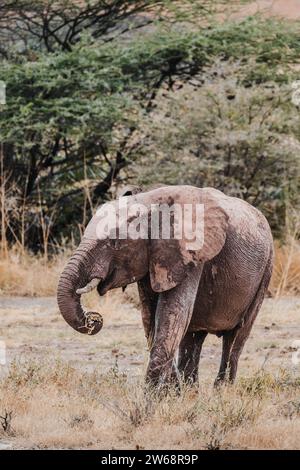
xmin=57 ymin=267 xmax=103 ymax=335
xmin=79 ymin=311 xmax=103 ymax=335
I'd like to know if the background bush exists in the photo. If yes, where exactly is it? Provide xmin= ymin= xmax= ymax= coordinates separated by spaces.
xmin=0 ymin=1 xmax=300 ymax=250
xmin=131 ymin=60 xmax=300 ymax=236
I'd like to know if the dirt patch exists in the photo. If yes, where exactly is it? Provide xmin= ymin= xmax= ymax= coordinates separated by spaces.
xmin=1 ymin=293 xmax=300 ymax=379
xmin=0 ymin=291 xmax=146 ymax=377
xmin=233 ymin=0 xmax=300 ymax=20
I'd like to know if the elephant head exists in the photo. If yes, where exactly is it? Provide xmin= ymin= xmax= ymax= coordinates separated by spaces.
xmin=57 ymin=235 xmax=148 ymax=335
xmin=57 ymin=186 xmax=228 ymax=335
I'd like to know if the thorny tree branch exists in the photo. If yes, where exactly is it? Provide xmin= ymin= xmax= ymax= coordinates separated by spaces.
xmin=0 ymin=0 xmax=164 ymax=55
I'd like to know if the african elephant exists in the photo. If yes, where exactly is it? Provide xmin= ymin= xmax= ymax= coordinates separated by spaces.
xmin=57 ymin=185 xmax=273 ymax=388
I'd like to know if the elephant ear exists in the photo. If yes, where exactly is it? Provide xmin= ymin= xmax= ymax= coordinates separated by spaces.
xmin=149 ymin=192 xmax=229 ymax=292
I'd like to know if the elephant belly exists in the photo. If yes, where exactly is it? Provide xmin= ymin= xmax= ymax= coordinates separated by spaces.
xmin=188 ymin=233 xmax=268 ymax=333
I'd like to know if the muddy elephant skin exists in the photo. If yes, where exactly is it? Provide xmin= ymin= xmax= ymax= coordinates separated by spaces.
xmin=57 ymin=185 xmax=273 ymax=387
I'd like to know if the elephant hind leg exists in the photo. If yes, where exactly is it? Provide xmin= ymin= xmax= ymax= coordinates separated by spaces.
xmin=178 ymin=331 xmax=208 ymax=385
xmin=215 ymin=302 xmax=262 ymax=387
xmin=215 ymin=252 xmax=273 ymax=386
xmin=228 ymin=252 xmax=273 ymax=382
xmin=214 ymin=328 xmax=238 ymax=386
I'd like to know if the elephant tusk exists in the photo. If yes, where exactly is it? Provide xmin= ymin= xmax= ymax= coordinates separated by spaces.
xmin=76 ymin=278 xmax=101 ymax=295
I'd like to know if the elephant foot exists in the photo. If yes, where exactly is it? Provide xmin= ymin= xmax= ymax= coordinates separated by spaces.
xmin=145 ymin=383 xmax=180 ymax=401
xmin=213 ymin=374 xmax=234 ymax=388
xmin=145 ymin=364 xmax=181 ymax=396
xmin=213 ymin=377 xmax=225 ymax=389
xmin=180 ymin=370 xmax=200 ymax=388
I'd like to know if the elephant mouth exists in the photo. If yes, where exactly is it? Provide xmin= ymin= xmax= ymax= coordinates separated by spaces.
xmin=97 ymin=268 xmax=117 ymax=296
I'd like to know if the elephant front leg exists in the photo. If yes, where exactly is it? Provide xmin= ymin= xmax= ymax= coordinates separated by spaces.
xmin=138 ymin=275 xmax=178 ymax=382
xmin=146 ymin=265 xmax=203 ymax=389
xmin=178 ymin=330 xmax=207 ymax=384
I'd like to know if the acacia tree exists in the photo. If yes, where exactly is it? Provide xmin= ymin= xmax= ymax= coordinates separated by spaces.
xmin=2 ymin=9 xmax=300 ymax=249
xmin=0 ymin=0 xmax=165 ymax=56
xmin=0 ymin=0 xmax=219 ymax=250
xmin=133 ymin=60 xmax=300 ymax=236
xmin=0 ymin=29 xmax=209 ymax=249
xmin=0 ymin=0 xmax=220 ymax=56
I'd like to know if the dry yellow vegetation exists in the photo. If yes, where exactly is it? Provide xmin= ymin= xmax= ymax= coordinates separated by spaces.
xmin=1 ymin=239 xmax=300 ymax=297
xmin=0 ymin=248 xmax=69 ymax=297
xmin=271 ymin=240 xmax=300 ymax=297
xmin=0 ymin=283 xmax=300 ymax=449
xmin=1 ymin=358 xmax=300 ymax=450
xmin=0 ymin=238 xmax=299 ymax=449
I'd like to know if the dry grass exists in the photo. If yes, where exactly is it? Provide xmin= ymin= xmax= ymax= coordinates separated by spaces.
xmin=0 ymin=283 xmax=300 ymax=449
xmin=0 ymin=237 xmax=299 ymax=449
xmin=1 ymin=359 xmax=300 ymax=449
xmin=0 ymin=247 xmax=69 ymax=297
xmin=0 ymin=239 xmax=300 ymax=297
xmin=270 ymin=239 xmax=300 ymax=297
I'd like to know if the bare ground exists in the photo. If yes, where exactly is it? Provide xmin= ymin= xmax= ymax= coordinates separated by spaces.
xmin=1 ymin=293 xmax=300 ymax=379
xmin=0 ymin=289 xmax=300 ymax=449
xmin=233 ymin=0 xmax=300 ymax=20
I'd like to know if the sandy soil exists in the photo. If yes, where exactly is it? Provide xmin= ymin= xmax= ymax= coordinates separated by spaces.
xmin=234 ymin=0 xmax=300 ymax=20
xmin=0 ymin=292 xmax=299 ymax=383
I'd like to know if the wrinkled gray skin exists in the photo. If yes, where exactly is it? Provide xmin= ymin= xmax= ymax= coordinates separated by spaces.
xmin=57 ymin=185 xmax=273 ymax=388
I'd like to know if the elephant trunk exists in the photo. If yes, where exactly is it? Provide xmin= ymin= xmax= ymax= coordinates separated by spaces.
xmin=57 ymin=239 xmax=103 ymax=335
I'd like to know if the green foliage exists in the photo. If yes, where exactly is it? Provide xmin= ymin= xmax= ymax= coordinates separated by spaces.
xmin=0 ymin=28 xmax=209 ymax=248
xmin=0 ymin=0 xmax=165 ymax=56
xmin=203 ymin=17 xmax=300 ymax=65
xmin=0 ymin=42 xmax=133 ymax=248
xmin=1 ymin=12 xmax=300 ymax=248
xmin=125 ymin=18 xmax=300 ymax=237
xmin=132 ymin=59 xmax=300 ymax=235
